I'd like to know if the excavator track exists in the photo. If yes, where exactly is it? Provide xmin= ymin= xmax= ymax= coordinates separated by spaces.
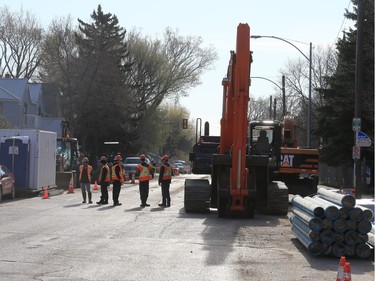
xmin=184 ymin=179 xmax=211 ymax=213
xmin=267 ymin=181 xmax=289 ymax=215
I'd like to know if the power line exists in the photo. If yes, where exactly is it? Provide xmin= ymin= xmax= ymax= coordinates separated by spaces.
xmin=331 ymin=0 xmax=352 ymax=48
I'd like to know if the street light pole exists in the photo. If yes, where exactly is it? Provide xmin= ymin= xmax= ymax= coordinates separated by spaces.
xmin=308 ymin=42 xmax=312 ymax=148
xmin=251 ymin=35 xmax=312 ymax=147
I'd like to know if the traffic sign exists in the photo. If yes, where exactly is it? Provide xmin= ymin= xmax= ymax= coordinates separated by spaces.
xmin=356 ymin=131 xmax=372 ymax=147
xmin=352 ymin=118 xmax=361 ymax=131
xmin=352 ymin=146 xmax=360 ymax=160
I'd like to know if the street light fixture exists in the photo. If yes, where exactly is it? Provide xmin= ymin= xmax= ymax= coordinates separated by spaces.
xmin=250 ymin=35 xmax=312 ymax=147
xmin=251 ymin=76 xmax=286 ymax=117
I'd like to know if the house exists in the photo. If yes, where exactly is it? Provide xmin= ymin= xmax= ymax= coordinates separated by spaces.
xmin=0 ymin=78 xmax=63 ymax=137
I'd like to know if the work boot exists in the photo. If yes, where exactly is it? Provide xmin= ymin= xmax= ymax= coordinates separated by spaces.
xmin=96 ymin=200 xmax=103 ymax=205
xmin=88 ymin=192 xmax=92 ymax=204
xmin=102 ymin=200 xmax=108 ymax=205
xmin=82 ymin=192 xmax=86 ymax=203
xmin=158 ymin=203 xmax=165 ymax=207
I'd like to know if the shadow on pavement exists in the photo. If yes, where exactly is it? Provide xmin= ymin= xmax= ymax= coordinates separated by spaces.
xmin=63 ymin=203 xmax=82 ymax=208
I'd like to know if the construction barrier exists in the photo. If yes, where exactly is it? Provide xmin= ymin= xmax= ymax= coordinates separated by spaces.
xmin=131 ymin=173 xmax=135 ymax=184
xmin=43 ymin=186 xmax=49 ymax=199
xmin=67 ymin=176 xmax=74 ymax=193
xmin=343 ymin=262 xmax=351 ymax=280
xmin=336 ymin=256 xmax=346 ymax=281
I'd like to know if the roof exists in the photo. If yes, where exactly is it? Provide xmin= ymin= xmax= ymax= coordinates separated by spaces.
xmin=0 ymin=78 xmax=28 ymax=100
xmin=0 ymin=86 xmax=19 ymax=102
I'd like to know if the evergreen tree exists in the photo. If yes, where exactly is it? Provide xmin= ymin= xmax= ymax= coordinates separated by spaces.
xmin=74 ymin=5 xmax=131 ymax=157
xmin=315 ymin=0 xmax=374 ymax=166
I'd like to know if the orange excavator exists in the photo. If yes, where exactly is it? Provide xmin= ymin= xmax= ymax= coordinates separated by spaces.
xmin=185 ymin=23 xmax=289 ymax=217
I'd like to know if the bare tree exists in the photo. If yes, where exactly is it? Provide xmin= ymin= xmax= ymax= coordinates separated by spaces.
xmin=153 ymin=103 xmax=195 ymax=158
xmin=39 ymin=16 xmax=79 ymax=119
xmin=0 ymin=6 xmax=43 ymax=79
xmin=125 ymin=28 xmax=218 ymax=116
xmin=248 ymin=96 xmax=271 ymax=121
xmin=279 ymin=45 xmax=338 ymax=144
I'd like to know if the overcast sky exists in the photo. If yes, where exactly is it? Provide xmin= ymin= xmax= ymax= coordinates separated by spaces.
xmin=7 ymin=0 xmax=354 ymax=135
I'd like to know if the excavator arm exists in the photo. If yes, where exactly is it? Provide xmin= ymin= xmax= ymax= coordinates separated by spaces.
xmin=220 ymin=23 xmax=251 ymax=212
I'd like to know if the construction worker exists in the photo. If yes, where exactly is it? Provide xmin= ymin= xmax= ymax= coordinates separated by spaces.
xmin=136 ymin=154 xmax=154 ymax=207
xmin=112 ymin=154 xmax=124 ymax=206
xmin=79 ymin=157 xmax=93 ymax=204
xmin=158 ymin=155 xmax=173 ymax=207
xmin=96 ymin=156 xmax=111 ymax=205
xmin=150 ymin=160 xmax=156 ymax=179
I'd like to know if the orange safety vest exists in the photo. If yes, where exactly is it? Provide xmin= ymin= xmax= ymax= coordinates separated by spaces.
xmin=79 ymin=165 xmax=92 ymax=182
xmin=136 ymin=164 xmax=152 ymax=182
xmin=162 ymin=164 xmax=173 ymax=180
xmin=98 ymin=164 xmax=111 ymax=183
xmin=112 ymin=163 xmax=124 ymax=181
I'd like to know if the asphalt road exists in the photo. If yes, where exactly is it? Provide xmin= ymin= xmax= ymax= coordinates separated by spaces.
xmin=0 ymin=174 xmax=373 ymax=281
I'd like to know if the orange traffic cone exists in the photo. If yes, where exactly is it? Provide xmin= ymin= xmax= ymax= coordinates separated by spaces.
xmin=131 ymin=173 xmax=135 ymax=184
xmin=343 ymin=262 xmax=351 ymax=280
xmin=93 ymin=181 xmax=98 ymax=190
xmin=336 ymin=256 xmax=346 ymax=281
xmin=43 ymin=186 xmax=49 ymax=199
xmin=67 ymin=176 xmax=74 ymax=193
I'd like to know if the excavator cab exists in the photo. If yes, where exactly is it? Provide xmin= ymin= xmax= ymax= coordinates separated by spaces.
xmin=249 ymin=120 xmax=282 ymax=171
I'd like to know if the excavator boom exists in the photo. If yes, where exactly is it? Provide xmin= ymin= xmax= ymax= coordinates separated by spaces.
xmin=221 ymin=23 xmax=251 ymax=212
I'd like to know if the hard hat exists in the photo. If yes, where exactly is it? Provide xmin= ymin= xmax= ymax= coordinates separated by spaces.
xmin=100 ymin=156 xmax=107 ymax=161
xmin=114 ymin=155 xmax=122 ymax=161
xmin=162 ymin=155 xmax=169 ymax=161
xmin=82 ymin=157 xmax=89 ymax=163
xmin=140 ymin=154 xmax=146 ymax=161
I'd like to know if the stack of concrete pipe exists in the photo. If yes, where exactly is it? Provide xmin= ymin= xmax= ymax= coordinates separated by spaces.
xmin=290 ymin=188 xmax=374 ymax=258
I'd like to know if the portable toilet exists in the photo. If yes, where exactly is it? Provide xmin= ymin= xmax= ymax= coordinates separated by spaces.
xmin=0 ymin=136 xmax=30 ymax=189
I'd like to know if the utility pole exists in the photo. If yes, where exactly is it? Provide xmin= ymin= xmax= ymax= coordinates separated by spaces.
xmin=354 ymin=0 xmax=364 ymax=198
xmin=269 ymin=96 xmax=273 ymax=119
xmin=282 ymin=75 xmax=286 ymax=117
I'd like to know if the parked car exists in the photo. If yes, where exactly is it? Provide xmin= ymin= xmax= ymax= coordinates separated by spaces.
xmin=123 ymin=156 xmax=150 ymax=180
xmin=172 ymin=160 xmax=191 ymax=174
xmin=0 ymin=165 xmax=15 ymax=201
xmin=174 ymin=162 xmax=187 ymax=174
xmin=173 ymin=160 xmax=186 ymax=166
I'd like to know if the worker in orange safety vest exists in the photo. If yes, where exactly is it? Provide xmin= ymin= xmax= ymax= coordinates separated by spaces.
xmin=111 ymin=154 xmax=124 ymax=206
xmin=96 ymin=156 xmax=111 ymax=205
xmin=79 ymin=157 xmax=93 ymax=204
xmin=136 ymin=154 xmax=154 ymax=207
xmin=158 ymin=155 xmax=173 ymax=207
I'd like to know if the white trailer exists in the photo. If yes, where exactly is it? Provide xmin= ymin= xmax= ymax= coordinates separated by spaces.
xmin=0 ymin=129 xmax=56 ymax=191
